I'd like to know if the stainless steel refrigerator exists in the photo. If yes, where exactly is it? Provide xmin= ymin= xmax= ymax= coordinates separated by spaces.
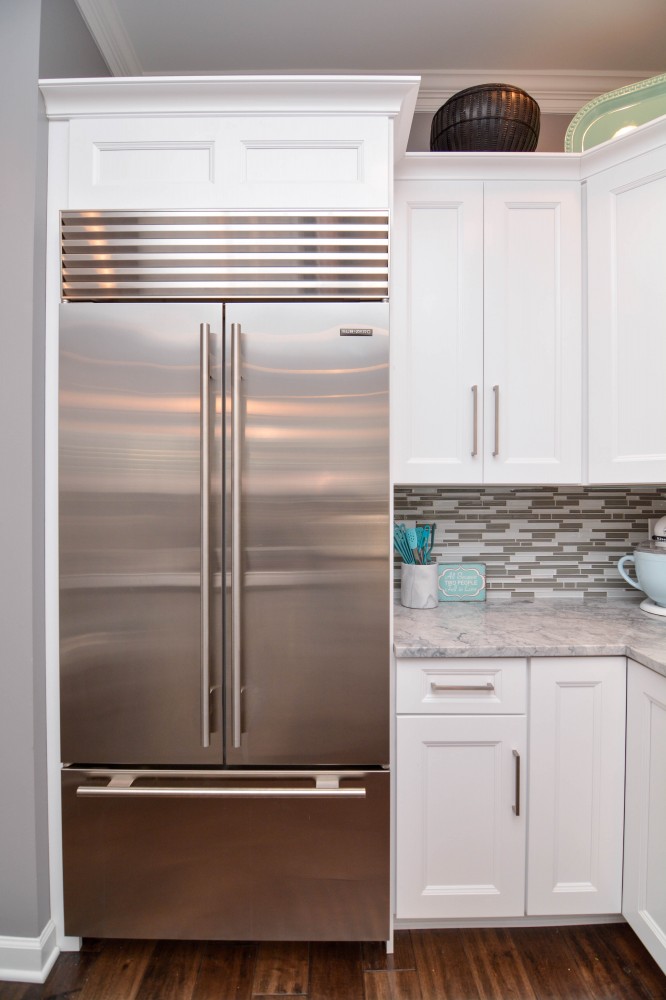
xmin=58 ymin=214 xmax=390 ymax=940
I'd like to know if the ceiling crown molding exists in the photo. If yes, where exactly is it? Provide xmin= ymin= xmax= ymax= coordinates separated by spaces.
xmin=415 ymin=70 xmax=659 ymax=116
xmin=74 ymin=0 xmax=142 ymax=76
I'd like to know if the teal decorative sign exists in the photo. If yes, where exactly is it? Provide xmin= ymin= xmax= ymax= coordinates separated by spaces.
xmin=438 ymin=563 xmax=486 ymax=602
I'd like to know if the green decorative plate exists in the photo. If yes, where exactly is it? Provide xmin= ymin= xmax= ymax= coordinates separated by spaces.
xmin=565 ymin=72 xmax=666 ymax=152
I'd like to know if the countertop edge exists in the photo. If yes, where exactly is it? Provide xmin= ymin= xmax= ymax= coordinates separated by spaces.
xmin=393 ymin=640 xmax=666 ymax=679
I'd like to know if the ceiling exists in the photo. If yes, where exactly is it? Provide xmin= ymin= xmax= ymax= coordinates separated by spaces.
xmin=74 ymin=0 xmax=666 ymax=114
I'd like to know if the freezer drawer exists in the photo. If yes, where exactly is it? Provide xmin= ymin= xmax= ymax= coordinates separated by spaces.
xmin=61 ymin=768 xmax=389 ymax=941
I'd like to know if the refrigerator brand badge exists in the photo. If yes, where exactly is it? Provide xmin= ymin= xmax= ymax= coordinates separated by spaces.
xmin=340 ymin=327 xmax=373 ymax=336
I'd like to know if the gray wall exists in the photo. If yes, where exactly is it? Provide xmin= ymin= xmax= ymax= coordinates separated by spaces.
xmin=0 ymin=0 xmax=107 ymax=943
xmin=40 ymin=0 xmax=110 ymax=77
xmin=0 ymin=0 xmax=51 ymax=940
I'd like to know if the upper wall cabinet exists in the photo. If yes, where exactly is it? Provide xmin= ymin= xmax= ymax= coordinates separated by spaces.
xmin=392 ymin=171 xmax=582 ymax=484
xmin=66 ymin=116 xmax=392 ymax=210
xmin=586 ymin=144 xmax=666 ymax=483
xmin=39 ymin=76 xmax=419 ymax=211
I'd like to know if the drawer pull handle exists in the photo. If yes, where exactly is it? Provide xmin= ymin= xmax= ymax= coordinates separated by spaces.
xmin=77 ymin=785 xmax=366 ymax=800
xmin=430 ymin=681 xmax=495 ymax=693
xmin=513 ymin=749 xmax=521 ymax=817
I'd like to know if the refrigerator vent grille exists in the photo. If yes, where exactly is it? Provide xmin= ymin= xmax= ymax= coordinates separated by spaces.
xmin=60 ymin=211 xmax=389 ymax=301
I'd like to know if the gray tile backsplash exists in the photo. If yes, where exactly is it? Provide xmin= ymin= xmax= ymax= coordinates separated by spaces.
xmin=394 ymin=485 xmax=666 ymax=600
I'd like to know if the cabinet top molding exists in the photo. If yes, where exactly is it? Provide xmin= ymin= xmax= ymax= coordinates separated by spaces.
xmin=38 ymin=74 xmax=421 ymax=158
xmin=396 ymin=112 xmax=666 ymax=181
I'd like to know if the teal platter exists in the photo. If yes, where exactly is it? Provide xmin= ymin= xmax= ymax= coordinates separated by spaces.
xmin=565 ymin=72 xmax=666 ymax=152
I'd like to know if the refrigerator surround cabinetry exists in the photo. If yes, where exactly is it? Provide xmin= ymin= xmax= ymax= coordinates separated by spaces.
xmin=391 ymin=177 xmax=582 ymax=485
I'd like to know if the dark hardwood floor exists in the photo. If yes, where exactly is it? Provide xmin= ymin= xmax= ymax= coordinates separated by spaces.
xmin=2 ymin=925 xmax=666 ymax=1000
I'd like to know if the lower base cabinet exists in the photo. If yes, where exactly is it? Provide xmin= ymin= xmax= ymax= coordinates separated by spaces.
xmin=623 ymin=659 xmax=666 ymax=971
xmin=396 ymin=656 xmax=626 ymax=923
xmin=527 ymin=657 xmax=626 ymax=915
xmin=396 ymin=713 xmax=526 ymax=918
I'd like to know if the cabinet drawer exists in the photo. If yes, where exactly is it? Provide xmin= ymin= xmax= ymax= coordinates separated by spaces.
xmin=396 ymin=657 xmax=526 ymax=714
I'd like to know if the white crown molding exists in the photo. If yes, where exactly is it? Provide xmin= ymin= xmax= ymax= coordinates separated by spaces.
xmin=414 ymin=70 xmax=660 ymax=116
xmin=38 ymin=74 xmax=420 ymax=119
xmin=395 ymin=150 xmax=583 ymax=182
xmin=38 ymin=75 xmax=420 ymax=159
xmin=74 ymin=0 xmax=142 ymax=76
xmin=0 ymin=920 xmax=59 ymax=983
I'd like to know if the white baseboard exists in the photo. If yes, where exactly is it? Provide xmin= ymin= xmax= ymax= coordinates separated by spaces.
xmin=0 ymin=919 xmax=59 ymax=983
xmin=394 ymin=913 xmax=626 ymax=930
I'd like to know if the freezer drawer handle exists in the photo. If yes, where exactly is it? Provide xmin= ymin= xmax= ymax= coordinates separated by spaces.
xmin=200 ymin=322 xmax=212 ymax=748
xmin=231 ymin=322 xmax=242 ymax=749
xmin=76 ymin=779 xmax=366 ymax=800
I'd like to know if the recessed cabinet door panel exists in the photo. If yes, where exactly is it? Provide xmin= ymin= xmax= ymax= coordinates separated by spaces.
xmin=59 ymin=303 xmax=223 ymax=765
xmin=527 ymin=657 xmax=626 ymax=915
xmin=623 ymin=660 xmax=666 ymax=971
xmin=396 ymin=714 xmax=526 ymax=919
xmin=484 ymin=182 xmax=582 ymax=483
xmin=391 ymin=180 xmax=484 ymax=483
xmin=587 ymin=149 xmax=666 ymax=483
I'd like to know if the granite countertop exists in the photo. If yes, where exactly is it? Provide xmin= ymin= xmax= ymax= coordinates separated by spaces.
xmin=393 ymin=597 xmax=666 ymax=678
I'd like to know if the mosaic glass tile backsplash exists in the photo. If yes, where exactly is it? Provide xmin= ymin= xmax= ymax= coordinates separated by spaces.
xmin=394 ymin=485 xmax=666 ymax=600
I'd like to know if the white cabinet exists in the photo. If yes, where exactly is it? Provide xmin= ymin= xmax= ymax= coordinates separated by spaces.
xmin=623 ymin=659 xmax=666 ymax=973
xmin=396 ymin=658 xmax=527 ymax=919
xmin=67 ymin=115 xmax=392 ymax=210
xmin=586 ymin=145 xmax=666 ymax=483
xmin=396 ymin=655 xmax=626 ymax=923
xmin=391 ymin=178 xmax=581 ymax=484
xmin=527 ymin=657 xmax=626 ymax=916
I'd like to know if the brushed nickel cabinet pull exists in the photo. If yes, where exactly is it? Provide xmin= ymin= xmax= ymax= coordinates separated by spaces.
xmin=430 ymin=681 xmax=495 ymax=693
xmin=492 ymin=384 xmax=500 ymax=457
xmin=471 ymin=384 xmax=479 ymax=457
xmin=513 ymin=749 xmax=521 ymax=816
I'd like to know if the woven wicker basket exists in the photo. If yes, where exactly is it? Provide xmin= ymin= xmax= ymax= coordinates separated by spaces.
xmin=430 ymin=83 xmax=540 ymax=152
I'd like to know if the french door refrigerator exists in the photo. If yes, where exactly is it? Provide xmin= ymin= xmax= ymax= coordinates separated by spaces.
xmin=58 ymin=210 xmax=390 ymax=941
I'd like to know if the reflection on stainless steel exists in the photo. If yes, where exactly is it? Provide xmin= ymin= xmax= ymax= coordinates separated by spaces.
xmin=224 ymin=303 xmax=389 ymax=766
xmin=59 ymin=298 xmax=390 ymax=940
xmin=59 ymin=303 xmax=223 ymax=765
xmin=60 ymin=211 xmax=390 ymax=301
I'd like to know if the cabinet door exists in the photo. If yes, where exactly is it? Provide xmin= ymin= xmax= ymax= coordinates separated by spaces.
xmin=396 ymin=714 xmax=526 ymax=919
xmin=527 ymin=657 xmax=626 ymax=915
xmin=391 ymin=180 xmax=484 ymax=483
xmin=624 ymin=660 xmax=666 ymax=973
xmin=68 ymin=116 xmax=390 ymax=210
xmin=484 ymin=181 xmax=582 ymax=483
xmin=587 ymin=149 xmax=666 ymax=483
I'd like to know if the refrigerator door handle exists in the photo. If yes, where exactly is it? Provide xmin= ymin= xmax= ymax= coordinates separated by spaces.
xmin=231 ymin=322 xmax=242 ymax=749
xmin=200 ymin=322 xmax=211 ymax=748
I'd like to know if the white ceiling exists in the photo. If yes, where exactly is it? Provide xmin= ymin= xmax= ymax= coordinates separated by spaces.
xmin=74 ymin=0 xmax=666 ymax=114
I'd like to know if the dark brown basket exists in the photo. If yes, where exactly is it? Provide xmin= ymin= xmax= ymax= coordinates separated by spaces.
xmin=430 ymin=83 xmax=540 ymax=152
